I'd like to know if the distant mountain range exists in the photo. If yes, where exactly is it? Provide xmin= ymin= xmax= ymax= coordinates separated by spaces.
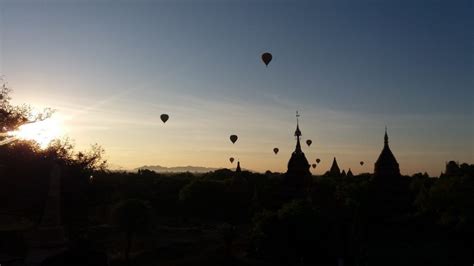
xmin=135 ymin=165 xmax=220 ymax=173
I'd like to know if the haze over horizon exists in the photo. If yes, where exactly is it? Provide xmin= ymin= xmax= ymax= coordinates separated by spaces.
xmin=1 ymin=0 xmax=472 ymax=176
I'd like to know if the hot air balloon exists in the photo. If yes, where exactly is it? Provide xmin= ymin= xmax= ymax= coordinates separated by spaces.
xmin=160 ymin=114 xmax=169 ymax=123
xmin=229 ymin=135 xmax=238 ymax=144
xmin=316 ymin=158 xmax=321 ymax=164
xmin=306 ymin=139 xmax=312 ymax=147
xmin=261 ymin=52 xmax=272 ymax=66
xmin=273 ymin=148 xmax=279 ymax=154
xmin=230 ymin=157 xmax=235 ymax=163
xmin=312 ymin=163 xmax=317 ymax=169
xmin=360 ymin=161 xmax=364 ymax=166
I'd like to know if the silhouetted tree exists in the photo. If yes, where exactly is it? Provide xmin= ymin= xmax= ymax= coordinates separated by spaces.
xmin=0 ymin=81 xmax=53 ymax=145
xmin=112 ymin=199 xmax=152 ymax=266
xmin=218 ymin=223 xmax=237 ymax=258
xmin=0 ymin=84 xmax=106 ymax=236
xmin=251 ymin=200 xmax=334 ymax=264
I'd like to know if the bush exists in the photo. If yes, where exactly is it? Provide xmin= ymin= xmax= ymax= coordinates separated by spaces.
xmin=250 ymin=200 xmax=334 ymax=263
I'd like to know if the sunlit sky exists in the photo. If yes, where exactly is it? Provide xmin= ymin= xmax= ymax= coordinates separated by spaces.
xmin=0 ymin=0 xmax=472 ymax=176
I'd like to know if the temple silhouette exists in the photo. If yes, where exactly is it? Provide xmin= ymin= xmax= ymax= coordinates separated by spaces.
xmin=286 ymin=112 xmax=311 ymax=179
xmin=282 ymin=113 xmax=401 ymax=197
xmin=283 ymin=112 xmax=312 ymax=198
xmin=374 ymin=128 xmax=400 ymax=178
xmin=328 ymin=157 xmax=341 ymax=177
xmin=235 ymin=161 xmax=242 ymax=173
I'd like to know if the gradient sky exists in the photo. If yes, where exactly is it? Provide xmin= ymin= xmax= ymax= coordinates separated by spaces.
xmin=1 ymin=0 xmax=472 ymax=176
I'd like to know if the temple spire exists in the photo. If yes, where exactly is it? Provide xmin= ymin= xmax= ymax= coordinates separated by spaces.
xmin=295 ymin=111 xmax=302 ymax=137
xmin=294 ymin=111 xmax=302 ymax=153
xmin=285 ymin=111 xmax=311 ymax=198
xmin=236 ymin=161 xmax=241 ymax=173
xmin=329 ymin=157 xmax=341 ymax=176
xmin=374 ymin=127 xmax=400 ymax=178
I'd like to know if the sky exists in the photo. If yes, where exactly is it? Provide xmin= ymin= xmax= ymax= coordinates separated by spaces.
xmin=0 ymin=0 xmax=472 ymax=176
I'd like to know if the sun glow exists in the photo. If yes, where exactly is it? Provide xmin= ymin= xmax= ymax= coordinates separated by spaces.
xmin=8 ymin=115 xmax=64 ymax=149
